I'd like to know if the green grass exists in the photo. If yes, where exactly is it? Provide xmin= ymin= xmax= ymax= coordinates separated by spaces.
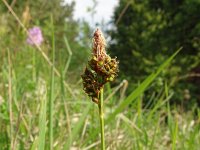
xmin=1 ymin=43 xmax=199 ymax=150
xmin=0 ymin=4 xmax=200 ymax=149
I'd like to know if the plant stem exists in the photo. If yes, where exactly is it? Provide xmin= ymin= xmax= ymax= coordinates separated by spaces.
xmin=7 ymin=49 xmax=13 ymax=150
xmin=32 ymin=47 xmax=36 ymax=82
xmin=49 ymin=15 xmax=55 ymax=150
xmin=98 ymin=88 xmax=105 ymax=150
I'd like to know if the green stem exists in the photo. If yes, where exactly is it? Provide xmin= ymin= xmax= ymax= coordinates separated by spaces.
xmin=98 ymin=88 xmax=105 ymax=150
xmin=49 ymin=14 xmax=55 ymax=150
xmin=32 ymin=48 xmax=36 ymax=82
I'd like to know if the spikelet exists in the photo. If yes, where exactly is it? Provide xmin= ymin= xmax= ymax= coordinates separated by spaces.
xmin=81 ymin=29 xmax=119 ymax=104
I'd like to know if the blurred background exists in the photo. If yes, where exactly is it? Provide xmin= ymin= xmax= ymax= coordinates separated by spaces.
xmin=0 ymin=0 xmax=200 ymax=149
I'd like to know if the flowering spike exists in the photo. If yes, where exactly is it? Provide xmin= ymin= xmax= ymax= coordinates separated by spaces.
xmin=81 ymin=29 xmax=119 ymax=103
xmin=93 ymin=28 xmax=106 ymax=58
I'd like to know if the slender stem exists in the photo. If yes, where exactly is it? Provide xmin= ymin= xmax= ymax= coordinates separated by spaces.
xmin=32 ymin=48 xmax=36 ymax=81
xmin=49 ymin=15 xmax=55 ymax=150
xmin=8 ymin=49 xmax=13 ymax=150
xmin=98 ymin=88 xmax=105 ymax=150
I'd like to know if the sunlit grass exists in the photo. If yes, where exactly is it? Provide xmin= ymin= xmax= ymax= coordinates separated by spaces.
xmin=1 ymin=39 xmax=199 ymax=149
xmin=0 ymin=1 xmax=200 ymax=150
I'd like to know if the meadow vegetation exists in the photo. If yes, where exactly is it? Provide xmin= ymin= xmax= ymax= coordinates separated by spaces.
xmin=0 ymin=0 xmax=200 ymax=150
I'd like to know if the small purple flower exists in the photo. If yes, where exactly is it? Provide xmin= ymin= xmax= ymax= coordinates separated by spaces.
xmin=26 ymin=26 xmax=43 ymax=46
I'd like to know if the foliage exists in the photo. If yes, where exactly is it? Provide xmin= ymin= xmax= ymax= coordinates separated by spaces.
xmin=0 ymin=0 xmax=90 ymax=75
xmin=109 ymin=0 xmax=200 ymax=104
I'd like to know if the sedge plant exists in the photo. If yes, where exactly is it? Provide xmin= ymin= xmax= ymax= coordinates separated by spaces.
xmin=81 ymin=29 xmax=119 ymax=150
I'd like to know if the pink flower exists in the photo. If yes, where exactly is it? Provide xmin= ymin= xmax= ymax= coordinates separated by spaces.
xmin=26 ymin=26 xmax=43 ymax=46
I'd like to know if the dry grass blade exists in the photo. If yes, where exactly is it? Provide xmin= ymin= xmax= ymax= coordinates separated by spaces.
xmin=12 ymin=95 xmax=25 ymax=149
xmin=115 ymin=0 xmax=132 ymax=25
xmin=83 ymin=141 xmax=101 ymax=150
xmin=118 ymin=114 xmax=142 ymax=133
xmin=105 ymin=80 xmax=128 ymax=102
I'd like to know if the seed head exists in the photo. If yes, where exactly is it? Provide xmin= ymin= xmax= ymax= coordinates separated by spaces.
xmin=93 ymin=28 xmax=107 ymax=58
xmin=81 ymin=29 xmax=119 ymax=104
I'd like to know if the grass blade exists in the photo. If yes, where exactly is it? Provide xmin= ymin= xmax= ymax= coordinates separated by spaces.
xmin=63 ymin=36 xmax=72 ymax=75
xmin=106 ymin=48 xmax=181 ymax=122
xmin=38 ymin=82 xmax=47 ymax=150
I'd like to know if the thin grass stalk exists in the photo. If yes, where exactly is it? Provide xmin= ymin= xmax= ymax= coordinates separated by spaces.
xmin=32 ymin=47 xmax=36 ymax=81
xmin=60 ymin=72 xmax=71 ymax=138
xmin=49 ymin=15 xmax=55 ymax=150
xmin=7 ymin=49 xmax=14 ymax=150
xmin=98 ymin=88 xmax=105 ymax=150
xmin=63 ymin=36 xmax=72 ymax=75
xmin=62 ymin=36 xmax=73 ymax=141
